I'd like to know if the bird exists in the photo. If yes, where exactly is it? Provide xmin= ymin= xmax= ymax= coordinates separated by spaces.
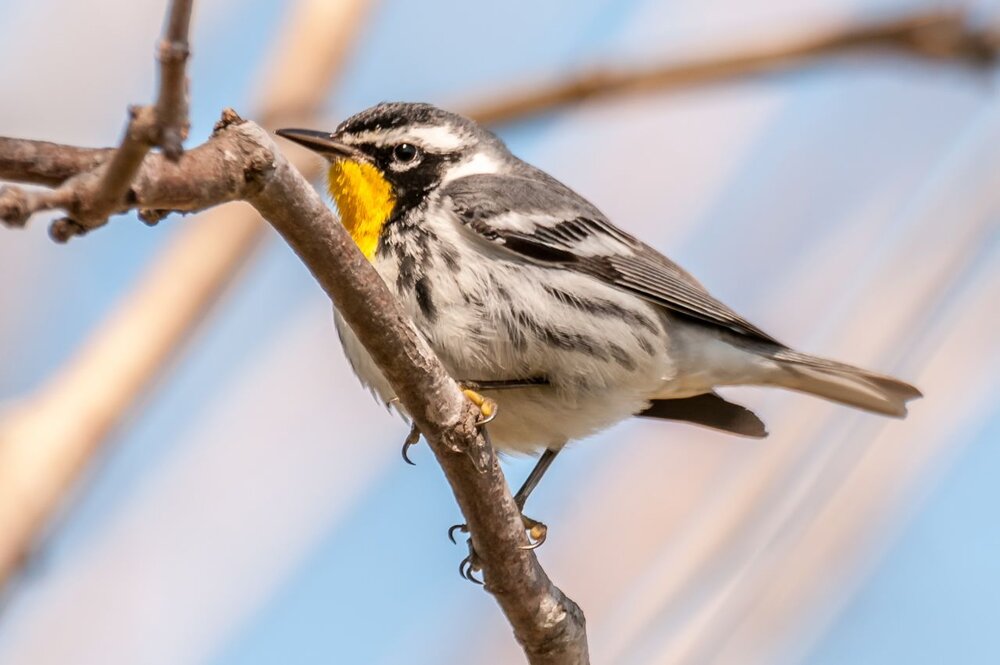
xmin=276 ymin=102 xmax=921 ymax=571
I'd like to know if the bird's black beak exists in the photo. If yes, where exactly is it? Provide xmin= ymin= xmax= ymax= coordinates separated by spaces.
xmin=275 ymin=128 xmax=362 ymax=160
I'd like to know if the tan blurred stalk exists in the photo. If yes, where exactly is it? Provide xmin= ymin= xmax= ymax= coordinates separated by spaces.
xmin=0 ymin=0 xmax=374 ymax=588
xmin=586 ymin=107 xmax=1000 ymax=665
xmin=465 ymin=10 xmax=997 ymax=125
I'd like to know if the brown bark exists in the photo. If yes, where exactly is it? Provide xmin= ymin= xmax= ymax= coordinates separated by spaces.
xmin=1 ymin=111 xmax=592 ymax=663
xmin=4 ymin=6 xmax=991 ymax=664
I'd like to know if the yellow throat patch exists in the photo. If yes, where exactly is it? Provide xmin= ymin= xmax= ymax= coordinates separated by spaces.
xmin=327 ymin=159 xmax=396 ymax=260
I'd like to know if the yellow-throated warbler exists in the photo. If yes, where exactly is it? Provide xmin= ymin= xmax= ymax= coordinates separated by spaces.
xmin=277 ymin=102 xmax=920 ymax=558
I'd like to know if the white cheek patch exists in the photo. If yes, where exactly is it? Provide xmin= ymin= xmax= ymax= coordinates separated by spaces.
xmin=441 ymin=151 xmax=501 ymax=184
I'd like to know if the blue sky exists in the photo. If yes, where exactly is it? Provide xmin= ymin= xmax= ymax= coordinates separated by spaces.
xmin=0 ymin=1 xmax=997 ymax=663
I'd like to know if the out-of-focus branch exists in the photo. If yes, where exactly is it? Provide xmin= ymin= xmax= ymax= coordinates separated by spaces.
xmin=465 ymin=10 xmax=999 ymax=124
xmin=0 ymin=0 xmax=372 ymax=598
xmin=2 ymin=111 xmax=591 ymax=664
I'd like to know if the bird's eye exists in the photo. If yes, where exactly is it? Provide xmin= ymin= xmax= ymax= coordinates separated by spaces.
xmin=393 ymin=143 xmax=420 ymax=163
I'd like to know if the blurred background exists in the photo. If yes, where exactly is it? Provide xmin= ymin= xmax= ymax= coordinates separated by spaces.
xmin=0 ymin=0 xmax=998 ymax=663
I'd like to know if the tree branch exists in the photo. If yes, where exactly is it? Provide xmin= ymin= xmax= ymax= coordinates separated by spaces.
xmin=4 ymin=0 xmax=194 ymax=241
xmin=154 ymin=0 xmax=194 ymax=159
xmin=464 ymin=10 xmax=998 ymax=124
xmin=243 ymin=117 xmax=589 ymax=662
xmin=0 ymin=112 xmax=275 ymax=228
xmin=5 ymin=7 xmax=985 ymax=663
xmin=0 ymin=138 xmax=110 ymax=187
xmin=4 ymin=111 xmax=590 ymax=663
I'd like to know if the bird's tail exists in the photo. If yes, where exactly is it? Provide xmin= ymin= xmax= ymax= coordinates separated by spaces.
xmin=768 ymin=349 xmax=921 ymax=417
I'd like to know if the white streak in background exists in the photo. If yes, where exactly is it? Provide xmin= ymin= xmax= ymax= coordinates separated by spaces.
xmin=525 ymin=88 xmax=784 ymax=248
xmin=721 ymin=243 xmax=1000 ymax=665
xmin=598 ymin=95 xmax=1000 ymax=665
xmin=0 ymin=303 xmax=396 ymax=665
xmin=694 ymin=99 xmax=1000 ymax=665
xmin=0 ymin=0 xmax=158 ymax=142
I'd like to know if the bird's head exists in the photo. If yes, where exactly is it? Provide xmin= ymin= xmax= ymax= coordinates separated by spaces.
xmin=277 ymin=102 xmax=505 ymax=260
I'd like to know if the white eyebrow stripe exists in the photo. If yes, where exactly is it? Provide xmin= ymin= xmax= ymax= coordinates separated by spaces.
xmin=408 ymin=125 xmax=468 ymax=150
xmin=342 ymin=125 xmax=468 ymax=151
xmin=440 ymin=151 xmax=501 ymax=184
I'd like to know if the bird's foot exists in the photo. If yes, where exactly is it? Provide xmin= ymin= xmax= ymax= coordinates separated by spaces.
xmin=398 ymin=386 xmax=495 ymax=466
xmin=458 ymin=540 xmax=483 ymax=585
xmin=447 ymin=523 xmax=482 ymax=584
xmin=448 ymin=513 xmax=547 ymax=549
xmin=448 ymin=511 xmax=548 ymax=583
xmin=519 ymin=513 xmax=548 ymax=550
xmin=460 ymin=385 xmax=497 ymax=426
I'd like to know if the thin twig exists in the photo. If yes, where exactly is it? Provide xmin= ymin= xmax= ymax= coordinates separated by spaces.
xmin=465 ymin=10 xmax=998 ymax=125
xmin=46 ymin=106 xmax=159 ymax=241
xmin=18 ymin=0 xmax=195 ymax=240
xmin=155 ymin=0 xmax=194 ymax=159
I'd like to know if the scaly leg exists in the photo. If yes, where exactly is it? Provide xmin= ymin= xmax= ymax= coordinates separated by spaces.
xmin=451 ymin=447 xmax=562 ymax=583
xmin=512 ymin=448 xmax=560 ymax=549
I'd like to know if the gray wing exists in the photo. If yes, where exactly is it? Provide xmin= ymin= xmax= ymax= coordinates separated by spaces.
xmin=443 ymin=173 xmax=781 ymax=345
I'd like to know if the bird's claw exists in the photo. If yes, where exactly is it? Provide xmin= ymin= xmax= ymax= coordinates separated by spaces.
xmin=448 ymin=513 xmax=547 ymax=583
xmin=461 ymin=387 xmax=498 ymax=426
xmin=448 ymin=523 xmax=482 ymax=583
xmin=401 ymin=382 xmax=495 ymax=465
xmin=401 ymin=423 xmax=421 ymax=465
xmin=520 ymin=514 xmax=548 ymax=550
xmin=459 ymin=543 xmax=483 ymax=585
xmin=447 ymin=522 xmax=468 ymax=545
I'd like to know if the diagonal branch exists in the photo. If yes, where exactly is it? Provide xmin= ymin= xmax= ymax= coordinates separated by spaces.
xmin=464 ymin=10 xmax=998 ymax=124
xmin=2 ymin=111 xmax=590 ymax=663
